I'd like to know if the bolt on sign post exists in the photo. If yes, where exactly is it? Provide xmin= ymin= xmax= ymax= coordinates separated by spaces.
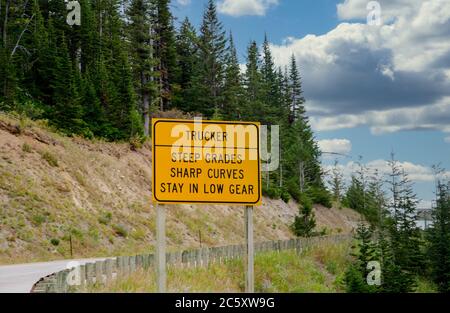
xmin=152 ymin=118 xmax=262 ymax=293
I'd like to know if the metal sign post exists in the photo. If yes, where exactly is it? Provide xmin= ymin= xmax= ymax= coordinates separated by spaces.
xmin=245 ymin=205 xmax=254 ymax=293
xmin=156 ymin=203 xmax=166 ymax=293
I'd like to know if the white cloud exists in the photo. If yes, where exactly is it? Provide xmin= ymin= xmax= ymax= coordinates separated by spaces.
xmin=239 ymin=63 xmax=247 ymax=74
xmin=270 ymin=0 xmax=450 ymax=134
xmin=310 ymin=97 xmax=450 ymax=134
xmin=323 ymin=159 xmax=450 ymax=183
xmin=318 ymin=139 xmax=352 ymax=157
xmin=217 ymin=0 xmax=279 ymax=17
xmin=177 ymin=0 xmax=191 ymax=5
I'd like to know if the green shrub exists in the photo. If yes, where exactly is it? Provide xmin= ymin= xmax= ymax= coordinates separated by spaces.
xmin=22 ymin=143 xmax=32 ymax=153
xmin=129 ymin=134 xmax=145 ymax=151
xmin=308 ymin=186 xmax=332 ymax=208
xmin=292 ymin=194 xmax=316 ymax=237
xmin=15 ymin=99 xmax=44 ymax=120
xmin=113 ymin=224 xmax=128 ymax=237
xmin=50 ymin=238 xmax=60 ymax=246
xmin=344 ymin=264 xmax=370 ymax=293
xmin=131 ymin=228 xmax=146 ymax=240
xmin=98 ymin=212 xmax=112 ymax=225
xmin=286 ymin=180 xmax=302 ymax=202
xmin=31 ymin=214 xmax=46 ymax=226
xmin=298 ymin=193 xmax=313 ymax=211
xmin=70 ymin=227 xmax=83 ymax=239
xmin=262 ymin=186 xmax=281 ymax=199
xmin=280 ymin=189 xmax=291 ymax=203
xmin=41 ymin=151 xmax=58 ymax=167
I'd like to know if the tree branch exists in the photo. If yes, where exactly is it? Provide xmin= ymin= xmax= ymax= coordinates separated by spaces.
xmin=11 ymin=13 xmax=34 ymax=57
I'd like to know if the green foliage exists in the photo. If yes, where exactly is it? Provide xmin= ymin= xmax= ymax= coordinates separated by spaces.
xmin=343 ymin=163 xmax=386 ymax=226
xmin=385 ymin=157 xmax=425 ymax=289
xmin=298 ymin=193 xmax=313 ymax=212
xmin=50 ymin=238 xmax=60 ymax=246
xmin=344 ymin=224 xmax=380 ymax=293
xmin=292 ymin=195 xmax=316 ymax=237
xmin=41 ymin=151 xmax=58 ymax=167
xmin=286 ymin=179 xmax=302 ymax=202
xmin=308 ymin=186 xmax=332 ymax=208
xmin=344 ymin=156 xmax=434 ymax=293
xmin=112 ymin=224 xmax=129 ymax=238
xmin=31 ymin=214 xmax=46 ymax=226
xmin=345 ymin=264 xmax=370 ymax=293
xmin=263 ymin=186 xmax=281 ymax=199
xmin=22 ymin=143 xmax=32 ymax=153
xmin=280 ymin=188 xmax=291 ymax=203
xmin=98 ymin=212 xmax=113 ymax=225
xmin=427 ymin=181 xmax=450 ymax=292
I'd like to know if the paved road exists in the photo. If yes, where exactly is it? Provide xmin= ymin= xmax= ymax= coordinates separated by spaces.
xmin=0 ymin=258 xmax=109 ymax=293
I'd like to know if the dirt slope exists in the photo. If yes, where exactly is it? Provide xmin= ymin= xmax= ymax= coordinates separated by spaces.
xmin=0 ymin=113 xmax=362 ymax=264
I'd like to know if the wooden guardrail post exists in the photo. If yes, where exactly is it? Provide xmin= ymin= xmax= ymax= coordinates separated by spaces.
xmin=79 ymin=265 xmax=86 ymax=289
xmin=105 ymin=259 xmax=113 ymax=283
xmin=95 ymin=261 xmax=104 ymax=285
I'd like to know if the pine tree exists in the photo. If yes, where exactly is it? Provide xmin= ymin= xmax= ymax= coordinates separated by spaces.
xmin=261 ymin=34 xmax=281 ymax=124
xmin=222 ymin=32 xmax=244 ymax=120
xmin=126 ymin=0 xmax=157 ymax=136
xmin=243 ymin=41 xmax=267 ymax=123
xmin=344 ymin=159 xmax=385 ymax=225
xmin=292 ymin=195 xmax=316 ymax=237
xmin=345 ymin=223 xmax=380 ymax=293
xmin=173 ymin=17 xmax=199 ymax=113
xmin=0 ymin=0 xmax=34 ymax=105
xmin=50 ymin=31 xmax=85 ymax=135
xmin=329 ymin=160 xmax=345 ymax=207
xmin=196 ymin=0 xmax=226 ymax=117
xmin=154 ymin=0 xmax=178 ymax=111
xmin=366 ymin=169 xmax=387 ymax=226
xmin=103 ymin=0 xmax=140 ymax=140
xmin=288 ymin=54 xmax=305 ymax=124
xmin=344 ymin=175 xmax=366 ymax=214
xmin=427 ymin=180 xmax=450 ymax=292
xmin=385 ymin=155 xmax=425 ymax=291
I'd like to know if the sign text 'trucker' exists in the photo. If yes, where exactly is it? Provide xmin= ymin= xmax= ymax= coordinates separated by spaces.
xmin=152 ymin=119 xmax=262 ymax=205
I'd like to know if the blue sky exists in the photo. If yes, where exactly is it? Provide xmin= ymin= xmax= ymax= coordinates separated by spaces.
xmin=172 ymin=0 xmax=450 ymax=205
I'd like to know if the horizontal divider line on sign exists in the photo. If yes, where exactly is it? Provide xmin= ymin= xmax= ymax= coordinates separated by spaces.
xmin=154 ymin=145 xmax=258 ymax=150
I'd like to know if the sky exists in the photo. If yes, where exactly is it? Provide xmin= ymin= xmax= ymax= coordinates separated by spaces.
xmin=171 ymin=0 xmax=450 ymax=206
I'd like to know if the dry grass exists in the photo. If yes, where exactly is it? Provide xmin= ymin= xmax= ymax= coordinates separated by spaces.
xmin=86 ymin=241 xmax=352 ymax=293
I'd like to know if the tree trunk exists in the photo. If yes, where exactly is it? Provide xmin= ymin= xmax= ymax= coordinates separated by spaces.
xmin=141 ymin=72 xmax=150 ymax=137
xmin=3 ymin=0 xmax=10 ymax=47
xmin=0 ymin=0 xmax=2 ymax=43
xmin=299 ymin=161 xmax=305 ymax=193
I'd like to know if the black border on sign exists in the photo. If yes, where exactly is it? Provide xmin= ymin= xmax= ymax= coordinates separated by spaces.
xmin=152 ymin=119 xmax=262 ymax=205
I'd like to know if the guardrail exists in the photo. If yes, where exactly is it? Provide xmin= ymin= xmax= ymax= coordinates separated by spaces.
xmin=31 ymin=234 xmax=352 ymax=293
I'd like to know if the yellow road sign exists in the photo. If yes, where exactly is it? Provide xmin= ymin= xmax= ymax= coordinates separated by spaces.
xmin=152 ymin=118 xmax=262 ymax=205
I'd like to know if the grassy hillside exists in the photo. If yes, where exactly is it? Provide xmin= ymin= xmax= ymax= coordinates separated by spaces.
xmin=88 ymin=241 xmax=353 ymax=293
xmin=0 ymin=113 xmax=362 ymax=265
